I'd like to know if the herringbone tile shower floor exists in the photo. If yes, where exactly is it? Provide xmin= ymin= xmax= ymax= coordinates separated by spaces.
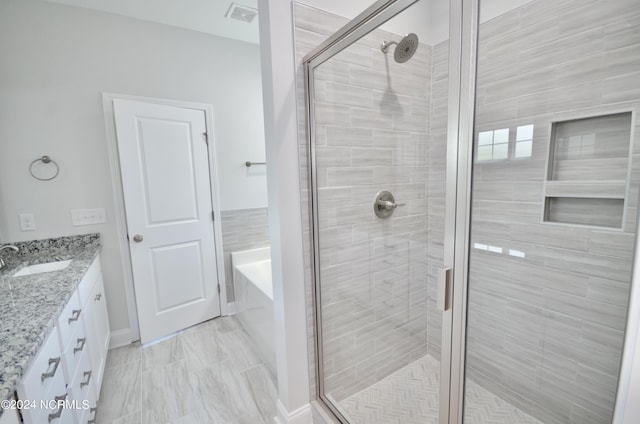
xmin=340 ymin=355 xmax=543 ymax=424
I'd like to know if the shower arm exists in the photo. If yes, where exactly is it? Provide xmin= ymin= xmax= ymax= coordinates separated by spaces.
xmin=380 ymin=40 xmax=398 ymax=53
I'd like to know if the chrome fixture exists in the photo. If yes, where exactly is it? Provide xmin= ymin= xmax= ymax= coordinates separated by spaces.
xmin=373 ymin=191 xmax=405 ymax=219
xmin=245 ymin=161 xmax=266 ymax=167
xmin=29 ymin=155 xmax=60 ymax=181
xmin=381 ymin=33 xmax=419 ymax=63
xmin=0 ymin=245 xmax=19 ymax=270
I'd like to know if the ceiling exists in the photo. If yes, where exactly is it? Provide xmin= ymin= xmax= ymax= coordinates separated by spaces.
xmin=298 ymin=0 xmax=536 ymax=46
xmin=42 ymin=0 xmax=535 ymax=47
xmin=43 ymin=0 xmax=260 ymax=44
xmin=298 ymin=0 xmax=446 ymax=45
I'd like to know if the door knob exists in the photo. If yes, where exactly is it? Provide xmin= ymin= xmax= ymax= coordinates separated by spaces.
xmin=133 ymin=234 xmax=143 ymax=242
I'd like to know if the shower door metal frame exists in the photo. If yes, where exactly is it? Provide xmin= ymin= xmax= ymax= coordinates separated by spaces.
xmin=447 ymin=0 xmax=479 ymax=422
xmin=301 ymin=0 xmax=477 ymax=422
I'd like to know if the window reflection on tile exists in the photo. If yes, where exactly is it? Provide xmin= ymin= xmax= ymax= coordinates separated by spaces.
xmin=476 ymin=128 xmax=510 ymax=162
xmin=493 ymin=142 xmax=509 ymax=159
xmin=478 ymin=130 xmax=493 ymax=146
xmin=494 ymin=128 xmax=509 ymax=143
xmin=516 ymin=124 xmax=533 ymax=142
xmin=515 ymin=124 xmax=533 ymax=159
xmin=478 ymin=145 xmax=493 ymax=161
xmin=515 ymin=139 xmax=532 ymax=158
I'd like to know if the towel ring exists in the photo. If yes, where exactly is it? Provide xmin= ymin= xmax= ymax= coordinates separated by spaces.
xmin=29 ymin=155 xmax=60 ymax=181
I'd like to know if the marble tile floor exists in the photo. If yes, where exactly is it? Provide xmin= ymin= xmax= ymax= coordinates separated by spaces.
xmin=338 ymin=355 xmax=543 ymax=424
xmin=96 ymin=316 xmax=278 ymax=424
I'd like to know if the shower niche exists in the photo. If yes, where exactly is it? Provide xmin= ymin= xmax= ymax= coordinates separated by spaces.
xmin=543 ymin=112 xmax=634 ymax=228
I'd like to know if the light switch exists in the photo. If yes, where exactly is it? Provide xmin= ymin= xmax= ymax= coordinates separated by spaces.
xmin=71 ymin=208 xmax=106 ymax=226
xmin=19 ymin=213 xmax=36 ymax=231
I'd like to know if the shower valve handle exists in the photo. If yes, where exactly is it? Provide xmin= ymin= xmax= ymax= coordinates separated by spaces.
xmin=373 ymin=191 xmax=405 ymax=219
xmin=376 ymin=200 xmax=405 ymax=210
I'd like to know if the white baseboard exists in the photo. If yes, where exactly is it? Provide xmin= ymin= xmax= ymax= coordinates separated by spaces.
xmin=274 ymin=400 xmax=313 ymax=424
xmin=226 ymin=301 xmax=236 ymax=315
xmin=109 ymin=328 xmax=135 ymax=349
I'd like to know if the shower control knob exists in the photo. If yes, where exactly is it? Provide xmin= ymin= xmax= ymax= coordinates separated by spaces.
xmin=377 ymin=200 xmax=406 ymax=210
xmin=132 ymin=234 xmax=144 ymax=243
xmin=374 ymin=191 xmax=405 ymax=219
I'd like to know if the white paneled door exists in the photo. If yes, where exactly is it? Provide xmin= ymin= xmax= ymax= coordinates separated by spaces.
xmin=113 ymin=99 xmax=220 ymax=343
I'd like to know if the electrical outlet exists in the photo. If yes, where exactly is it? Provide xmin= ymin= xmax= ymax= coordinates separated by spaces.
xmin=19 ymin=213 xmax=36 ymax=231
xmin=71 ymin=208 xmax=106 ymax=226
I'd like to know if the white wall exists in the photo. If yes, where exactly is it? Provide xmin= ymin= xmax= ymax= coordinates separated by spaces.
xmin=258 ymin=0 xmax=312 ymax=422
xmin=0 ymin=0 xmax=266 ymax=334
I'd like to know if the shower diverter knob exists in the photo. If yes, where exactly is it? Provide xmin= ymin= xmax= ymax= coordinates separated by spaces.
xmin=374 ymin=191 xmax=405 ymax=219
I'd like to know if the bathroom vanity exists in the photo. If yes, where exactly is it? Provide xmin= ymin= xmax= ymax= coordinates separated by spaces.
xmin=0 ymin=234 xmax=109 ymax=424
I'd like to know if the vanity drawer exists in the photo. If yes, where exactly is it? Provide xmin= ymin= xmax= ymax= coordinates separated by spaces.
xmin=34 ymin=387 xmax=74 ymax=424
xmin=57 ymin=291 xmax=82 ymax=351
xmin=61 ymin=318 xmax=88 ymax=383
xmin=75 ymin=386 xmax=97 ymax=424
xmin=17 ymin=328 xmax=66 ymax=424
xmin=69 ymin=350 xmax=94 ymax=421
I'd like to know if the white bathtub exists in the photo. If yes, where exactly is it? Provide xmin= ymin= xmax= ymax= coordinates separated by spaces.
xmin=231 ymin=247 xmax=275 ymax=373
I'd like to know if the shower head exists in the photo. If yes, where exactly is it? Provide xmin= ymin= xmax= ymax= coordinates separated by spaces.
xmin=380 ymin=33 xmax=419 ymax=63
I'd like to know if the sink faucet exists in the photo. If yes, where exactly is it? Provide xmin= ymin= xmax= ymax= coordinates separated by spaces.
xmin=0 ymin=245 xmax=19 ymax=271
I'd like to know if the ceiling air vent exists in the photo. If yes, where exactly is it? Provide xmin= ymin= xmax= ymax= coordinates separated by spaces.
xmin=225 ymin=3 xmax=258 ymax=24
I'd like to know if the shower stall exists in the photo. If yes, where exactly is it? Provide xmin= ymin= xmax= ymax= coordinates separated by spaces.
xmin=296 ymin=0 xmax=640 ymax=422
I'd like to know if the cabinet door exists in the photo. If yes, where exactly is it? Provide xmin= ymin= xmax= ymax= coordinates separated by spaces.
xmin=17 ymin=328 xmax=67 ymax=424
xmin=86 ymin=274 xmax=110 ymax=396
xmin=0 ymin=410 xmax=20 ymax=424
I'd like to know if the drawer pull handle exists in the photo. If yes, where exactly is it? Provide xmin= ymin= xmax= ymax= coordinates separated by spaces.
xmin=41 ymin=357 xmax=61 ymax=382
xmin=87 ymin=406 xmax=98 ymax=424
xmin=73 ymin=338 xmax=86 ymax=354
xmin=68 ymin=309 xmax=81 ymax=324
xmin=95 ymin=293 xmax=102 ymax=301
xmin=48 ymin=393 xmax=67 ymax=422
xmin=80 ymin=370 xmax=92 ymax=388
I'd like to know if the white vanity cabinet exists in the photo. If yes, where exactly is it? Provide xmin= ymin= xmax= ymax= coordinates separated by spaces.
xmin=15 ymin=256 xmax=109 ymax=424
xmin=15 ymin=327 xmax=67 ymax=424
xmin=0 ymin=409 xmax=20 ymax=424
xmin=84 ymin=274 xmax=110 ymax=398
xmin=75 ymin=260 xmax=110 ymax=423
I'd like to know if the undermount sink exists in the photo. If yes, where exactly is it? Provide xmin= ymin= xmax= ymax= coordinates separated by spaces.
xmin=12 ymin=260 xmax=73 ymax=277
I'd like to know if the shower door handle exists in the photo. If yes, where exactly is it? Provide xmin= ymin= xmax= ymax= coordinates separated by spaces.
xmin=438 ymin=267 xmax=451 ymax=311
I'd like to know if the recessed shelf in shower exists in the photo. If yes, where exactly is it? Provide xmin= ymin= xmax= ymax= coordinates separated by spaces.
xmin=543 ymin=112 xmax=633 ymax=228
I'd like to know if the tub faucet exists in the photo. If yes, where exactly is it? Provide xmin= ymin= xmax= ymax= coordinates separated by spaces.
xmin=0 ymin=245 xmax=19 ymax=271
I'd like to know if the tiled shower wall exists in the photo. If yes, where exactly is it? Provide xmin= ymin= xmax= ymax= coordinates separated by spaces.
xmin=292 ymin=2 xmax=450 ymax=403
xmin=220 ymin=207 xmax=270 ymax=301
xmin=466 ymin=0 xmax=640 ymax=423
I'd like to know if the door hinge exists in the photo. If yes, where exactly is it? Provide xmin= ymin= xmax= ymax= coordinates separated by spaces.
xmin=217 ymin=284 xmax=221 ymax=294
xmin=202 ymin=132 xmax=208 ymax=145
xmin=212 ymin=211 xmax=215 ymax=221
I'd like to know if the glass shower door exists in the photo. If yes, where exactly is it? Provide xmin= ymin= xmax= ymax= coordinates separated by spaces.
xmin=303 ymin=0 xmax=453 ymax=422
xmin=463 ymin=0 xmax=640 ymax=422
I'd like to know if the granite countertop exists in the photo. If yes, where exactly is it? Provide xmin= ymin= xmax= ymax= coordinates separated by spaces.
xmin=0 ymin=234 xmax=101 ymax=416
